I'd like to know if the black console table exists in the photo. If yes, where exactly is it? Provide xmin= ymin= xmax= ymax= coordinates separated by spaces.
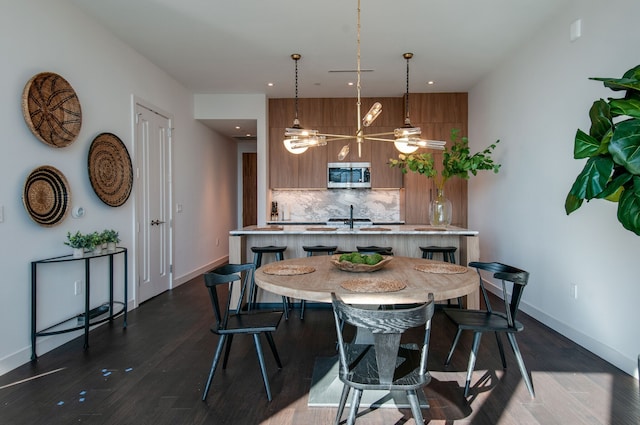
xmin=31 ymin=247 xmax=128 ymax=360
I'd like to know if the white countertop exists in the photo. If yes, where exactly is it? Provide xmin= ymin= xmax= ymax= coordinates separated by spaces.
xmin=230 ymin=224 xmax=478 ymax=236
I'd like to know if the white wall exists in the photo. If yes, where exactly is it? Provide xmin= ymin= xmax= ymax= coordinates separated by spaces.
xmin=0 ymin=0 xmax=236 ymax=374
xmin=194 ymin=94 xmax=268 ymax=225
xmin=468 ymin=0 xmax=640 ymax=377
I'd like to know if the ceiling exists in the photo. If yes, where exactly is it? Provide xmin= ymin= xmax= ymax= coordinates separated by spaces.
xmin=70 ymin=0 xmax=568 ymax=139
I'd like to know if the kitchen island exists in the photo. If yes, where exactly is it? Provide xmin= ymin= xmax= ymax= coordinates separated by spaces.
xmin=229 ymin=224 xmax=480 ymax=308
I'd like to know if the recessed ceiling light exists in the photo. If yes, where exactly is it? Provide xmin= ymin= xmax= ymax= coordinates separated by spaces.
xmin=347 ymin=82 xmax=354 ymax=86
xmin=427 ymin=81 xmax=435 ymax=85
xmin=235 ymin=126 xmax=240 ymax=130
xmin=267 ymin=82 xmax=274 ymax=87
xmin=246 ymin=133 xmax=251 ymax=137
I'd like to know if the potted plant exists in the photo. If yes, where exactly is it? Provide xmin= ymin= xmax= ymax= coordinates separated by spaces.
xmin=64 ymin=231 xmax=92 ymax=258
xmin=565 ymin=64 xmax=640 ymax=235
xmin=388 ymin=128 xmax=501 ymax=225
xmin=88 ymin=231 xmax=104 ymax=254
xmin=101 ymin=229 xmax=120 ymax=251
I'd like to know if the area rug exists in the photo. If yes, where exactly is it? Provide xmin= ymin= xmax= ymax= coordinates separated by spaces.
xmin=307 ymin=356 xmax=429 ymax=408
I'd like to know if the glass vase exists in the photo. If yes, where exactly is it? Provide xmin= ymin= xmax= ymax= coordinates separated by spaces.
xmin=429 ymin=188 xmax=452 ymax=226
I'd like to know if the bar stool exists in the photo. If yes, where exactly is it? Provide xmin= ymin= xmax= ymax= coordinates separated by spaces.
xmin=301 ymin=245 xmax=338 ymax=319
xmin=419 ymin=246 xmax=461 ymax=308
xmin=356 ymin=245 xmax=394 ymax=256
xmin=419 ymin=246 xmax=457 ymax=263
xmin=251 ymin=245 xmax=290 ymax=319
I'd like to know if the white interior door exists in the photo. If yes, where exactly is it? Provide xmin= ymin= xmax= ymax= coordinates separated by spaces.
xmin=135 ymin=101 xmax=172 ymax=304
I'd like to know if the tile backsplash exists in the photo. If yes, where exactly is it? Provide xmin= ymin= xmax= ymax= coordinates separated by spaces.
xmin=271 ymin=189 xmax=401 ymax=222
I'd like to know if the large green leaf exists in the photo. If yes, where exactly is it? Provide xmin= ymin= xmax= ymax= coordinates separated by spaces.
xmin=609 ymin=98 xmax=640 ymax=118
xmin=564 ymin=192 xmax=583 ymax=214
xmin=618 ymin=176 xmax=640 ymax=235
xmin=591 ymin=77 xmax=640 ymax=92
xmin=569 ymin=156 xmax=614 ymax=199
xmin=596 ymin=171 xmax=632 ymax=199
xmin=622 ymin=64 xmax=640 ymax=80
xmin=590 ymin=65 xmax=640 ymax=92
xmin=608 ymin=119 xmax=640 ymax=174
xmin=574 ymin=129 xmax=603 ymax=158
xmin=588 ymin=99 xmax=612 ymax=139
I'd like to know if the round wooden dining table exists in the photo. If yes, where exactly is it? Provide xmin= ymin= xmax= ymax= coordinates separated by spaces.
xmin=254 ymin=255 xmax=479 ymax=309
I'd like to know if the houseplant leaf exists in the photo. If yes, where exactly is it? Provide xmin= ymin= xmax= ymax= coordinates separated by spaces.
xmin=596 ymin=170 xmax=632 ymax=200
xmin=565 ymin=193 xmax=583 ymax=214
xmin=588 ymin=99 xmax=612 ymax=140
xmin=617 ymin=176 xmax=640 ymax=235
xmin=609 ymin=98 xmax=640 ymax=119
xmin=590 ymin=64 xmax=640 ymax=92
xmin=608 ymin=119 xmax=640 ymax=174
xmin=574 ymin=129 xmax=605 ymax=159
xmin=568 ymin=156 xmax=614 ymax=200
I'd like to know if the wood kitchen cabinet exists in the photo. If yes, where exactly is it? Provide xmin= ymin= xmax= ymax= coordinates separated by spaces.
xmin=371 ymin=137 xmax=402 ymax=188
xmin=269 ymin=125 xmax=327 ymax=188
xmin=268 ymin=94 xmax=469 ymax=228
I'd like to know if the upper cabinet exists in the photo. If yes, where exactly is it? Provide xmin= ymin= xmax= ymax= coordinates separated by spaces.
xmin=269 ymin=97 xmax=405 ymax=188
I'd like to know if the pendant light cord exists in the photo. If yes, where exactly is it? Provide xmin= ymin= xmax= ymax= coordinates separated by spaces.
xmin=356 ymin=0 xmax=363 ymax=156
xmin=403 ymin=52 xmax=413 ymax=126
xmin=294 ymin=56 xmax=299 ymax=123
xmin=405 ymin=56 xmax=410 ymax=124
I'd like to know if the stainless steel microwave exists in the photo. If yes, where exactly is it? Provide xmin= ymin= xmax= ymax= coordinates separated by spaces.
xmin=327 ymin=162 xmax=371 ymax=188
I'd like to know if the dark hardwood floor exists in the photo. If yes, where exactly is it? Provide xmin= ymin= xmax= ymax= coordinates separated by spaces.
xmin=1 ymin=275 xmax=638 ymax=425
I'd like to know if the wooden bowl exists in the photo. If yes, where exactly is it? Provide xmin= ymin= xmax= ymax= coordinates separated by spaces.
xmin=330 ymin=254 xmax=392 ymax=273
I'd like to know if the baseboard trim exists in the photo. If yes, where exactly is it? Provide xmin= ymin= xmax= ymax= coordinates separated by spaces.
xmin=172 ymin=255 xmax=228 ymax=287
xmin=483 ymin=280 xmax=638 ymax=378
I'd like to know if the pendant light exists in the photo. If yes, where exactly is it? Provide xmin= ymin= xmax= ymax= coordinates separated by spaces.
xmin=394 ymin=52 xmax=428 ymax=154
xmin=283 ymin=54 xmax=326 ymax=154
xmin=282 ymin=0 xmax=445 ymax=156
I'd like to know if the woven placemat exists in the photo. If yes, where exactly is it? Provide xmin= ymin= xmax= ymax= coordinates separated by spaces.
xmin=22 ymin=72 xmax=82 ymax=148
xmin=262 ymin=264 xmax=316 ymax=276
xmin=306 ymin=227 xmax=337 ymax=231
xmin=88 ymin=133 xmax=133 ymax=207
xmin=341 ymin=278 xmax=406 ymax=293
xmin=358 ymin=227 xmax=391 ymax=231
xmin=414 ymin=227 xmax=447 ymax=231
xmin=22 ymin=165 xmax=71 ymax=227
xmin=414 ymin=263 xmax=468 ymax=274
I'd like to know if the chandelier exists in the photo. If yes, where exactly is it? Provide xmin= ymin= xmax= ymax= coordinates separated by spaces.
xmin=283 ymin=0 xmax=445 ymax=157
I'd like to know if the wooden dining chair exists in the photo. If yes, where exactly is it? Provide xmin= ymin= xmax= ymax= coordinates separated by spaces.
xmin=331 ymin=292 xmax=435 ymax=425
xmin=201 ymin=263 xmax=284 ymax=402
xmin=443 ymin=261 xmax=535 ymax=398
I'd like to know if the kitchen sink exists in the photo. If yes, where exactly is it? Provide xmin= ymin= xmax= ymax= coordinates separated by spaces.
xmin=326 ymin=218 xmax=372 ymax=227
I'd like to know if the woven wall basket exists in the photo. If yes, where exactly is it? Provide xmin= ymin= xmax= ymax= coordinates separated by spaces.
xmin=22 ymin=72 xmax=82 ymax=148
xmin=22 ymin=165 xmax=71 ymax=226
xmin=88 ymin=133 xmax=133 ymax=207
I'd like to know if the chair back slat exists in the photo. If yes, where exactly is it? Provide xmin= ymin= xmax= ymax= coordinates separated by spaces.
xmin=204 ymin=263 xmax=256 ymax=330
xmin=468 ymin=261 xmax=529 ymax=327
xmin=331 ymin=293 xmax=434 ymax=384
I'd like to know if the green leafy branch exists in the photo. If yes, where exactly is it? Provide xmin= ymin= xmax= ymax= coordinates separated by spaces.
xmin=388 ymin=129 xmax=501 ymax=190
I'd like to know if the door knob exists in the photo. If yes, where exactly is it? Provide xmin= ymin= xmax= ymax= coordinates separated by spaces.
xmin=150 ymin=219 xmax=166 ymax=226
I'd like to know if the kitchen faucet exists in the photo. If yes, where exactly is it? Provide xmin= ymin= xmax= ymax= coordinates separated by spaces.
xmin=346 ymin=205 xmax=354 ymax=229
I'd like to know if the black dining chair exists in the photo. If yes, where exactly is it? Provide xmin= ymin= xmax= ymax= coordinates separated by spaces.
xmin=201 ymin=263 xmax=284 ymax=402
xmin=443 ymin=261 xmax=535 ymax=398
xmin=331 ymin=292 xmax=435 ymax=425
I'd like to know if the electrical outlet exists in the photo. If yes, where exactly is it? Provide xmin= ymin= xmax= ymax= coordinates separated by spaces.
xmin=571 ymin=283 xmax=578 ymax=299
xmin=74 ymin=280 xmax=83 ymax=295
